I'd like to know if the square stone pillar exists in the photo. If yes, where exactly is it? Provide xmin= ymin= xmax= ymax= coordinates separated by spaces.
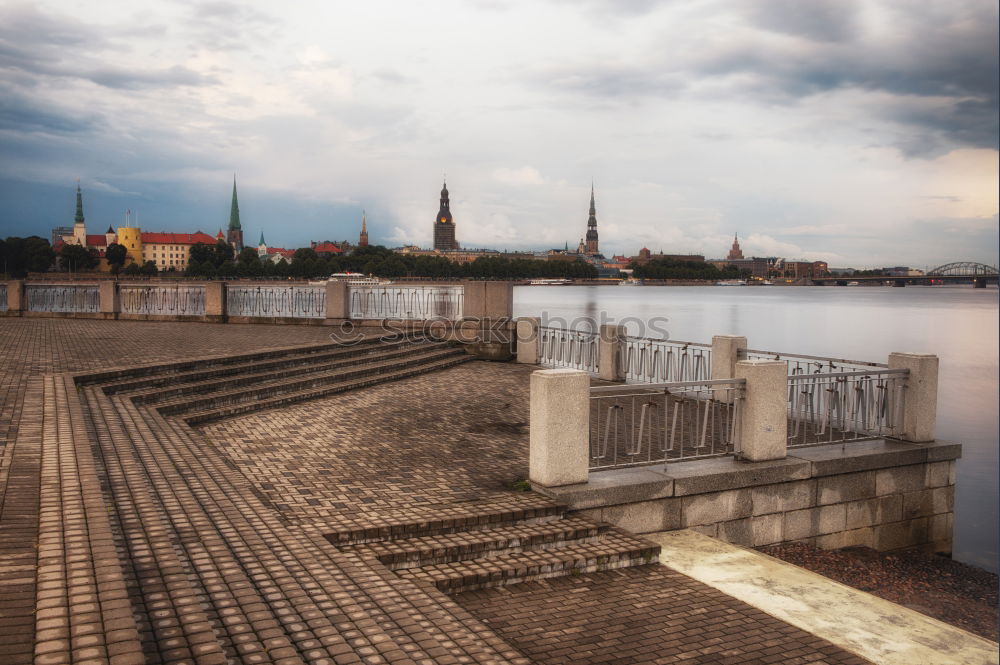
xmin=462 ymin=281 xmax=486 ymax=320
xmin=204 ymin=282 xmax=226 ymax=321
xmin=98 ymin=281 xmax=119 ymax=318
xmin=530 ymin=369 xmax=590 ymax=487
xmin=888 ymin=352 xmax=938 ymax=442
xmin=711 ymin=335 xmax=748 ymax=380
xmin=516 ymin=317 xmax=540 ymax=364
xmin=734 ymin=359 xmax=787 ymax=461
xmin=598 ymin=324 xmax=626 ymax=381
xmin=482 ymin=281 xmax=513 ymax=319
xmin=4 ymin=280 xmax=24 ymax=313
xmin=325 ymin=280 xmax=349 ymax=320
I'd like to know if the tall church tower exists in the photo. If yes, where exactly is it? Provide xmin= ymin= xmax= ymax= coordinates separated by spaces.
xmin=727 ymin=233 xmax=744 ymax=260
xmin=584 ymin=184 xmax=599 ymax=255
xmin=359 ymin=210 xmax=369 ymax=247
xmin=227 ymin=177 xmax=244 ymax=252
xmin=433 ymin=180 xmax=458 ymax=250
xmin=72 ymin=183 xmax=87 ymax=246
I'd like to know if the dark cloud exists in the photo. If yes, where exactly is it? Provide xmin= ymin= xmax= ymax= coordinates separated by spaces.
xmin=0 ymin=87 xmax=102 ymax=134
xmin=88 ymin=65 xmax=216 ymax=90
xmin=744 ymin=0 xmax=859 ymax=43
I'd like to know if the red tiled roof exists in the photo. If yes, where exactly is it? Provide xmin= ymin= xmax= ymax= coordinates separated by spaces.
xmin=267 ymin=248 xmax=295 ymax=258
xmin=141 ymin=232 xmax=217 ymax=245
xmin=86 ymin=234 xmax=109 ymax=247
xmin=312 ymin=242 xmax=343 ymax=254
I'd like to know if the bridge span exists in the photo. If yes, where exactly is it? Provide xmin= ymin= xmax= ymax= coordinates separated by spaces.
xmin=811 ymin=262 xmax=998 ymax=288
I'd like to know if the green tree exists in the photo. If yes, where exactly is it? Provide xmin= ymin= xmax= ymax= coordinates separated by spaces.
xmin=139 ymin=260 xmax=158 ymax=276
xmin=2 ymin=236 xmax=56 ymax=277
xmin=189 ymin=242 xmax=215 ymax=266
xmin=60 ymin=243 xmax=99 ymax=271
xmin=105 ymin=243 xmax=127 ymax=274
xmin=213 ymin=240 xmax=234 ymax=267
xmin=123 ymin=262 xmax=141 ymax=276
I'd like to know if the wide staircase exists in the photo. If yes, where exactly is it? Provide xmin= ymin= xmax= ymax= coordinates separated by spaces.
xmin=82 ymin=336 xmax=473 ymax=423
xmin=329 ymin=501 xmax=660 ymax=594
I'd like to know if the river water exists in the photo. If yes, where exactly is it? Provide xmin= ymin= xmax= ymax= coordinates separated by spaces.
xmin=513 ymin=284 xmax=999 ymax=572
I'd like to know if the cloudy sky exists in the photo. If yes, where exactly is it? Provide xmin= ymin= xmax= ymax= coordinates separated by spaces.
xmin=1 ymin=0 xmax=996 ymax=268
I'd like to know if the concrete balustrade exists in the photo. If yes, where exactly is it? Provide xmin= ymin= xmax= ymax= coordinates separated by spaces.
xmin=464 ymin=281 xmax=514 ymax=320
xmin=598 ymin=324 xmax=626 ymax=381
xmin=529 ymin=369 xmax=590 ymax=487
xmin=98 ymin=281 xmax=119 ymax=319
xmin=1 ymin=280 xmax=24 ymax=314
xmin=735 ymin=359 xmax=788 ymax=462
xmin=889 ymin=352 xmax=939 ymax=442
xmin=711 ymin=335 xmax=747 ymax=402
xmin=325 ymin=280 xmax=349 ymax=320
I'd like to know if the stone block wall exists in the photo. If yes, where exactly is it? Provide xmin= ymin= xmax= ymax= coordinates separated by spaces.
xmin=538 ymin=440 xmax=959 ymax=555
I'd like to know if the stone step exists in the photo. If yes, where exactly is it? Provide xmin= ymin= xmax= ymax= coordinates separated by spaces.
xmin=394 ymin=529 xmax=661 ymax=593
xmin=100 ymin=337 xmax=399 ymax=394
xmin=157 ymin=345 xmax=467 ymax=416
xmin=182 ymin=352 xmax=476 ymax=425
xmin=322 ymin=497 xmax=567 ymax=546
xmin=128 ymin=340 xmax=433 ymax=404
xmin=344 ymin=516 xmax=610 ymax=569
xmin=76 ymin=339 xmax=351 ymax=386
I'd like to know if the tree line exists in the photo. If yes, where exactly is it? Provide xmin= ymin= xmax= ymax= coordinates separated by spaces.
xmin=629 ymin=257 xmax=749 ymax=280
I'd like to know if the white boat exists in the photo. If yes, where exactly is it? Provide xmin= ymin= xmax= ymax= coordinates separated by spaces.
xmin=528 ymin=278 xmax=572 ymax=285
xmin=847 ymin=281 xmax=860 ymax=286
xmin=760 ymin=280 xmax=773 ymax=286
xmin=310 ymin=272 xmax=391 ymax=286
xmin=715 ymin=279 xmax=747 ymax=286
xmin=619 ymin=278 xmax=643 ymax=286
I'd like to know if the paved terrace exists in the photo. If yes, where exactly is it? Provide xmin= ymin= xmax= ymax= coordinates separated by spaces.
xmin=0 ymin=318 xmax=871 ymax=665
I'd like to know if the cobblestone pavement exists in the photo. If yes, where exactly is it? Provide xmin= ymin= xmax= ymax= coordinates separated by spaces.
xmin=0 ymin=317 xmax=875 ymax=665
xmin=455 ymin=566 xmax=872 ymax=665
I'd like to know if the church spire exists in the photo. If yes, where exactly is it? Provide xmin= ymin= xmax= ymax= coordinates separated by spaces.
xmin=584 ymin=182 xmax=599 ymax=255
xmin=359 ymin=210 xmax=369 ymax=247
xmin=259 ymin=231 xmax=265 ymax=246
xmin=228 ymin=177 xmax=241 ymax=231
xmin=75 ymin=182 xmax=85 ymax=224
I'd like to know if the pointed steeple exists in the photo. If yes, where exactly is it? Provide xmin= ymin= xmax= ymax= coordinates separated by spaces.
xmin=359 ymin=209 xmax=369 ymax=247
xmin=585 ymin=182 xmax=599 ymax=254
xmin=259 ymin=231 xmax=266 ymax=246
xmin=75 ymin=183 xmax=85 ymax=224
xmin=228 ymin=177 xmax=241 ymax=231
xmin=361 ymin=210 xmax=367 ymax=234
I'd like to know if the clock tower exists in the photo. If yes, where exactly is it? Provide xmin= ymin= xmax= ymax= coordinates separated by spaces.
xmin=433 ymin=180 xmax=458 ymax=250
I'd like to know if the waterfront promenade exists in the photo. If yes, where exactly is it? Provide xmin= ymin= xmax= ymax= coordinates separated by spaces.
xmin=0 ymin=317 xmax=887 ymax=665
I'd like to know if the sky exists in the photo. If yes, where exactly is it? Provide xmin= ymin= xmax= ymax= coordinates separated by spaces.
xmin=0 ymin=0 xmax=997 ymax=269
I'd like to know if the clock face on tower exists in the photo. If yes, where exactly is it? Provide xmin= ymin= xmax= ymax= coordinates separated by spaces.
xmin=440 ymin=217 xmax=448 ymax=224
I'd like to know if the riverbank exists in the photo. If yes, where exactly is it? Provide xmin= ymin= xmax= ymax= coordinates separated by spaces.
xmin=760 ymin=543 xmax=998 ymax=641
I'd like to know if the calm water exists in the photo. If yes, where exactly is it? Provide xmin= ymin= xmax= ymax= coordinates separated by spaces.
xmin=513 ymin=285 xmax=999 ymax=572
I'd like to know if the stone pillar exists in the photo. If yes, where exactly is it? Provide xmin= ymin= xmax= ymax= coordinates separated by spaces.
xmin=4 ymin=280 xmax=24 ymax=313
xmin=711 ymin=335 xmax=747 ymax=380
xmin=598 ymin=324 xmax=626 ymax=382
xmin=325 ymin=280 xmax=349 ymax=320
xmin=734 ymin=360 xmax=787 ymax=462
xmin=482 ymin=281 xmax=513 ymax=319
xmin=204 ymin=282 xmax=226 ymax=322
xmin=530 ymin=369 xmax=590 ymax=487
xmin=712 ymin=335 xmax=747 ymax=403
xmin=888 ymin=352 xmax=938 ymax=442
xmin=98 ymin=281 xmax=119 ymax=318
xmin=462 ymin=281 xmax=486 ymax=320
xmin=516 ymin=317 xmax=540 ymax=364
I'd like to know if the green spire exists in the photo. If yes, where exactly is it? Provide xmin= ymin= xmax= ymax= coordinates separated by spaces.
xmin=75 ymin=183 xmax=85 ymax=224
xmin=259 ymin=231 xmax=265 ymax=246
xmin=228 ymin=177 xmax=241 ymax=231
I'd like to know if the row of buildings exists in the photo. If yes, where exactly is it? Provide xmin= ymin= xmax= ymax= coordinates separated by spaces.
xmin=52 ymin=179 xmax=830 ymax=278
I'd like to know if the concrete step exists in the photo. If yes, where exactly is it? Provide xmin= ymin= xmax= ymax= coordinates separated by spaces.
xmin=158 ymin=345 xmax=467 ymax=416
xmin=394 ymin=528 xmax=661 ymax=593
xmin=323 ymin=498 xmax=567 ymax=546
xmin=128 ymin=340 xmax=433 ymax=404
xmin=100 ymin=337 xmax=398 ymax=394
xmin=344 ymin=516 xmax=610 ymax=569
xmin=182 ymin=352 xmax=476 ymax=424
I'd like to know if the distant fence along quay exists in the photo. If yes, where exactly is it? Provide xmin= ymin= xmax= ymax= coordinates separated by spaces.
xmin=0 ymin=279 xmax=512 ymax=324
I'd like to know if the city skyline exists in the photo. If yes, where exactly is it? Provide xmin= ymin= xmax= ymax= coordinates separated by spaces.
xmin=0 ymin=0 xmax=996 ymax=268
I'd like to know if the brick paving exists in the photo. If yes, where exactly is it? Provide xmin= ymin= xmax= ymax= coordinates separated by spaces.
xmin=455 ymin=566 xmax=872 ymax=665
xmin=0 ymin=317 xmax=876 ymax=664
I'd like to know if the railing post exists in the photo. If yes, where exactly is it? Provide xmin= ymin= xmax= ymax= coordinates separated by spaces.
xmin=734 ymin=359 xmax=787 ymax=461
xmin=203 ymin=282 xmax=227 ymax=323
xmin=888 ymin=352 xmax=938 ymax=442
xmin=483 ymin=281 xmax=513 ymax=319
xmin=5 ymin=280 xmax=24 ymax=314
xmin=598 ymin=324 xmax=626 ymax=381
xmin=711 ymin=335 xmax=747 ymax=379
xmin=529 ymin=369 xmax=590 ymax=487
xmin=98 ymin=281 xmax=119 ymax=319
xmin=516 ymin=317 xmax=540 ymax=364
xmin=462 ymin=281 xmax=486 ymax=319
xmin=325 ymin=281 xmax=349 ymax=320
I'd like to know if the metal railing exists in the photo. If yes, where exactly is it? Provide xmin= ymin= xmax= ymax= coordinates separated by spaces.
xmin=589 ymin=379 xmax=745 ymax=470
xmin=621 ymin=337 xmax=712 ymax=383
xmin=538 ymin=326 xmax=600 ymax=374
xmin=349 ymin=285 xmax=464 ymax=321
xmin=787 ymin=369 xmax=907 ymax=447
xmin=120 ymin=285 xmax=206 ymax=316
xmin=226 ymin=285 xmax=326 ymax=319
xmin=25 ymin=284 xmax=100 ymax=313
xmin=742 ymin=348 xmax=887 ymax=376
xmin=0 ymin=284 xmax=6 ymax=312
